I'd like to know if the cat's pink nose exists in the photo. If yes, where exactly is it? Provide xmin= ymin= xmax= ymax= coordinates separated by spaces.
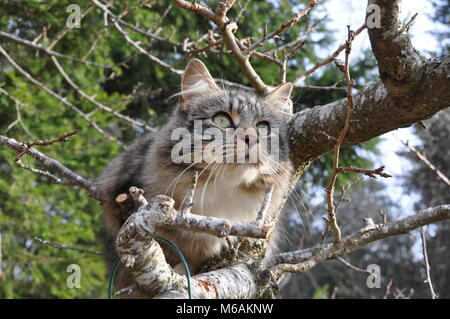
xmin=244 ymin=135 xmax=258 ymax=147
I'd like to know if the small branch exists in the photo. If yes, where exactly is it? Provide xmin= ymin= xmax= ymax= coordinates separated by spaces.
xmin=324 ymin=26 xmax=356 ymax=244
xmin=295 ymin=85 xmax=346 ymax=91
xmin=245 ymin=0 xmax=317 ymax=53
xmin=0 ymin=134 xmax=101 ymax=201
xmin=421 ymin=228 xmax=438 ymax=299
xmin=255 ymin=184 xmax=275 ymax=226
xmin=135 ymin=194 xmax=270 ymax=239
xmin=114 ymin=285 xmax=137 ymax=297
xmin=330 ymin=286 xmax=338 ymax=299
xmin=0 ymin=44 xmax=124 ymax=147
xmin=402 ymin=140 xmax=450 ymax=187
xmin=17 ymin=131 xmax=78 ymax=152
xmin=129 ymin=186 xmax=148 ymax=207
xmin=337 ymin=166 xmax=392 ymax=178
xmin=186 ymin=39 xmax=224 ymax=55
xmin=33 ymin=237 xmax=106 ymax=256
xmin=294 ymin=23 xmax=366 ymax=84
xmin=0 ymin=31 xmax=111 ymax=68
xmin=337 ymin=257 xmax=371 ymax=275
xmin=181 ymin=172 xmax=198 ymax=215
xmin=110 ymin=18 xmax=182 ymax=75
xmin=12 ymin=131 xmax=80 ymax=185
xmin=383 ymin=279 xmax=394 ymax=299
xmin=48 ymin=4 xmax=95 ymax=50
xmin=172 ymin=0 xmax=268 ymax=94
xmin=90 ymin=0 xmax=184 ymax=49
xmin=50 ymin=56 xmax=155 ymax=132
xmin=269 ymin=205 xmax=450 ymax=279
xmin=0 ymin=86 xmax=35 ymax=138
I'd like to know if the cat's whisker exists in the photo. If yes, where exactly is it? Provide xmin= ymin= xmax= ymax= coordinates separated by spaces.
xmin=166 ymin=150 xmax=218 ymax=198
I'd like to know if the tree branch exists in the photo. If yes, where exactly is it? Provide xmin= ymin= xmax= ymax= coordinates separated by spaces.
xmin=118 ymin=196 xmax=450 ymax=298
xmin=0 ymin=134 xmax=101 ymax=201
xmin=33 ymin=237 xmax=106 ymax=256
xmin=288 ymin=54 xmax=450 ymax=167
xmin=268 ymin=205 xmax=450 ymax=279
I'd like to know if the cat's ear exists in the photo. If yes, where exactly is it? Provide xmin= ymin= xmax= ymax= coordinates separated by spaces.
xmin=180 ymin=59 xmax=220 ymax=107
xmin=264 ymin=82 xmax=293 ymax=115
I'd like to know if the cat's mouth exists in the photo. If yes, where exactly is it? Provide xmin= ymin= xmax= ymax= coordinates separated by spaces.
xmin=196 ymin=142 xmax=267 ymax=165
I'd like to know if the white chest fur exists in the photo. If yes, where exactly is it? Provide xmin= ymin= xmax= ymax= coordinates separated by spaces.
xmin=192 ymin=166 xmax=265 ymax=222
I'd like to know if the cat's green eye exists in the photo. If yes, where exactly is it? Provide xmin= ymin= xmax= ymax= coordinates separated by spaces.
xmin=213 ymin=112 xmax=232 ymax=128
xmin=256 ymin=121 xmax=270 ymax=136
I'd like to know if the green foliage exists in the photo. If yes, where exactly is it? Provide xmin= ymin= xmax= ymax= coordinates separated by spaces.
xmin=311 ymin=284 xmax=330 ymax=299
xmin=0 ymin=0 xmax=379 ymax=298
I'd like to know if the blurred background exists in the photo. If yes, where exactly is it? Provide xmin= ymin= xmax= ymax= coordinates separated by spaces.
xmin=0 ymin=0 xmax=448 ymax=298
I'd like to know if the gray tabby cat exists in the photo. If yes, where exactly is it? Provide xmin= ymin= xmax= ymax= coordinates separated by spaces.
xmin=97 ymin=59 xmax=294 ymax=297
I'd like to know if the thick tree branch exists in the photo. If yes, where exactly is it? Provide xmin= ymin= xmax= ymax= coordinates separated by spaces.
xmin=288 ymin=1 xmax=449 ymax=167
xmin=268 ymin=205 xmax=450 ymax=279
xmin=127 ymin=194 xmax=271 ymax=240
xmin=288 ymin=55 xmax=450 ymax=167
xmin=119 ymin=197 xmax=450 ymax=298
xmin=115 ymin=192 xmax=267 ymax=298
xmin=367 ymin=0 xmax=426 ymax=96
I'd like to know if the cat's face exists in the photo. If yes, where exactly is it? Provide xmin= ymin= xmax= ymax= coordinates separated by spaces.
xmin=169 ymin=59 xmax=292 ymax=181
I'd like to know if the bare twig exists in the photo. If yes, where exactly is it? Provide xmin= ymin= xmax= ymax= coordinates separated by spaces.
xmin=114 ymin=285 xmax=138 ymax=296
xmin=109 ymin=18 xmax=182 ymax=75
xmin=172 ymin=0 xmax=268 ymax=94
xmin=48 ymin=4 xmax=95 ymax=50
xmin=337 ymin=166 xmax=392 ymax=178
xmin=269 ymin=205 xmax=450 ymax=278
xmin=51 ymin=56 xmax=155 ymax=132
xmin=181 ymin=172 xmax=198 ymax=215
xmin=90 ymin=0 xmax=183 ymax=49
xmin=325 ymin=26 xmax=356 ymax=243
xmin=0 ymin=44 xmax=124 ymax=147
xmin=33 ymin=237 xmax=106 ymax=256
xmin=245 ymin=0 xmax=317 ymax=53
xmin=142 ymin=194 xmax=270 ymax=239
xmin=129 ymin=186 xmax=148 ymax=207
xmin=295 ymin=85 xmax=346 ymax=91
xmin=0 ymin=86 xmax=34 ymax=138
xmin=330 ymin=286 xmax=338 ymax=299
xmin=91 ymin=0 xmax=183 ymax=75
xmin=294 ymin=24 xmax=366 ymax=84
xmin=255 ymin=184 xmax=275 ymax=226
xmin=337 ymin=257 xmax=371 ymax=275
xmin=0 ymin=134 xmax=101 ymax=201
xmin=402 ymin=140 xmax=450 ymax=187
xmin=383 ymin=279 xmax=394 ymax=299
xmin=13 ymin=131 xmax=80 ymax=186
xmin=421 ymin=228 xmax=438 ymax=299
xmin=0 ymin=31 xmax=111 ymax=68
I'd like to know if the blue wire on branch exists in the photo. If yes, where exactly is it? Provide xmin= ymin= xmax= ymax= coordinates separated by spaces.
xmin=108 ymin=235 xmax=192 ymax=299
